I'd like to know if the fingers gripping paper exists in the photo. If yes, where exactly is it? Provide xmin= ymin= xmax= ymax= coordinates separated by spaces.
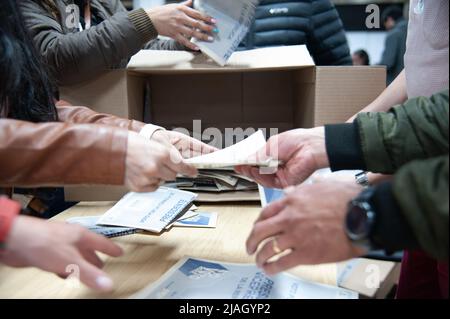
xmin=185 ymin=130 xmax=274 ymax=169
xmin=192 ymin=0 xmax=259 ymax=66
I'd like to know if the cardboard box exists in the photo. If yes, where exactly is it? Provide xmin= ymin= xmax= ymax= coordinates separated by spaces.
xmin=61 ymin=46 xmax=386 ymax=201
xmin=338 ymin=258 xmax=401 ymax=299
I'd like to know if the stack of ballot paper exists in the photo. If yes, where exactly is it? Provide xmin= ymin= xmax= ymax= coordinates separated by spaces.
xmin=175 ymin=170 xmax=257 ymax=193
xmin=185 ymin=130 xmax=274 ymax=169
xmin=95 ymin=187 xmax=197 ymax=233
xmin=132 ymin=257 xmax=358 ymax=299
xmin=169 ymin=131 xmax=275 ymax=196
xmin=192 ymin=0 xmax=259 ymax=66
xmin=67 ymin=206 xmax=217 ymax=238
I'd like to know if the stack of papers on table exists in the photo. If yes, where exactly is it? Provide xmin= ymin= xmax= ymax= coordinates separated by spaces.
xmin=185 ymin=130 xmax=274 ymax=169
xmin=176 ymin=169 xmax=257 ymax=193
xmin=95 ymin=187 xmax=197 ymax=233
xmin=132 ymin=257 xmax=358 ymax=299
xmin=169 ymin=131 xmax=276 ymax=201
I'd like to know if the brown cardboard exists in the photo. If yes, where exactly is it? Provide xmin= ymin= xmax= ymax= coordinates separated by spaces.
xmin=338 ymin=258 xmax=401 ymax=299
xmin=61 ymin=46 xmax=386 ymax=202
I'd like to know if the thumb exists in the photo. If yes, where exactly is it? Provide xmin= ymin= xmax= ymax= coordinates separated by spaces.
xmin=168 ymin=146 xmax=198 ymax=177
xmin=182 ymin=0 xmax=193 ymax=7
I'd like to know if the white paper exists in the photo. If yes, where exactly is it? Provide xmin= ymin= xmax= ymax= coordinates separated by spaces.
xmin=132 ymin=257 xmax=358 ymax=299
xmin=186 ymin=130 xmax=273 ymax=169
xmin=165 ymin=210 xmax=199 ymax=230
xmin=97 ymin=187 xmax=197 ymax=233
xmin=192 ymin=0 xmax=259 ymax=66
xmin=173 ymin=212 xmax=218 ymax=228
xmin=67 ymin=216 xmax=139 ymax=238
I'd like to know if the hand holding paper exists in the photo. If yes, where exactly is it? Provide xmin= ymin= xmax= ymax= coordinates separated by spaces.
xmin=235 ymin=128 xmax=328 ymax=189
xmin=192 ymin=0 xmax=259 ymax=65
xmin=185 ymin=130 xmax=277 ymax=169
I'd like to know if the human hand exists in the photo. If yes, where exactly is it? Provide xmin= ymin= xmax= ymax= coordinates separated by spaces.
xmin=146 ymin=0 xmax=217 ymax=51
xmin=246 ymin=181 xmax=366 ymax=275
xmin=235 ymin=127 xmax=329 ymax=188
xmin=125 ymin=131 xmax=198 ymax=192
xmin=152 ymin=130 xmax=217 ymax=159
xmin=1 ymin=216 xmax=123 ymax=292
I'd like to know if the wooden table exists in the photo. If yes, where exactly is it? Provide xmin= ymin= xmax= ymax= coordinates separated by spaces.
xmin=0 ymin=202 xmax=337 ymax=298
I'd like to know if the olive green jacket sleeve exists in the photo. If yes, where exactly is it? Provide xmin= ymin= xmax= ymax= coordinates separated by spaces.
xmin=356 ymin=90 xmax=449 ymax=260
xmin=356 ymin=90 xmax=449 ymax=174
xmin=393 ymin=156 xmax=449 ymax=260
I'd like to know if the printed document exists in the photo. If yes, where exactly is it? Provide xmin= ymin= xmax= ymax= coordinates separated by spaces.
xmin=132 ymin=257 xmax=358 ymax=299
xmin=97 ymin=187 xmax=197 ymax=233
xmin=192 ymin=0 xmax=259 ymax=66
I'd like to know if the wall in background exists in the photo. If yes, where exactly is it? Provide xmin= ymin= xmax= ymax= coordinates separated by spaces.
xmin=346 ymin=31 xmax=387 ymax=65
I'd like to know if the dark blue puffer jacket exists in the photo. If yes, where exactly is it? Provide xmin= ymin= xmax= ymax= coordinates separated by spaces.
xmin=239 ymin=0 xmax=352 ymax=65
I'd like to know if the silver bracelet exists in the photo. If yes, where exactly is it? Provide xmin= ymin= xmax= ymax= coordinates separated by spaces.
xmin=355 ymin=171 xmax=370 ymax=187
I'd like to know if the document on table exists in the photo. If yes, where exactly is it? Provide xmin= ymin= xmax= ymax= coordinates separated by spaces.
xmin=67 ymin=216 xmax=140 ymax=238
xmin=186 ymin=130 xmax=276 ymax=169
xmin=97 ymin=187 xmax=197 ymax=233
xmin=192 ymin=0 xmax=259 ymax=66
xmin=132 ymin=257 xmax=358 ymax=299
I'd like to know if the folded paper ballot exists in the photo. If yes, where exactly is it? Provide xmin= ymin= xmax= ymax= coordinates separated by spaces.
xmin=192 ymin=0 xmax=259 ymax=66
xmin=173 ymin=212 xmax=218 ymax=229
xmin=132 ymin=257 xmax=358 ymax=299
xmin=67 ymin=216 xmax=140 ymax=238
xmin=165 ymin=210 xmax=199 ymax=230
xmin=97 ymin=187 xmax=197 ymax=233
xmin=186 ymin=130 xmax=274 ymax=169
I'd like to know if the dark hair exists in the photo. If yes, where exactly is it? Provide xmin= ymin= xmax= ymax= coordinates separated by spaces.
xmin=382 ymin=6 xmax=404 ymax=24
xmin=0 ymin=0 xmax=57 ymax=122
xmin=353 ymin=49 xmax=370 ymax=65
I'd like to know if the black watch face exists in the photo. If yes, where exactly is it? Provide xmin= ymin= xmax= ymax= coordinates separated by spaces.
xmin=347 ymin=204 xmax=370 ymax=238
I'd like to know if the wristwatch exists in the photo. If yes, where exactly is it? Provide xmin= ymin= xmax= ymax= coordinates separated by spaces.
xmin=355 ymin=171 xmax=370 ymax=187
xmin=345 ymin=187 xmax=377 ymax=251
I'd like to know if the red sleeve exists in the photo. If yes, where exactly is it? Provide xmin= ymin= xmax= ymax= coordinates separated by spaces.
xmin=0 ymin=198 xmax=21 ymax=247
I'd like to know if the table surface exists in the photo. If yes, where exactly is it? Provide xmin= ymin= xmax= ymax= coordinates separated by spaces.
xmin=0 ymin=202 xmax=337 ymax=299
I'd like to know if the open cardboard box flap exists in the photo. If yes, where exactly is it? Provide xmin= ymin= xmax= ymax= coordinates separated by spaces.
xmin=127 ymin=45 xmax=315 ymax=74
xmin=61 ymin=46 xmax=386 ymax=202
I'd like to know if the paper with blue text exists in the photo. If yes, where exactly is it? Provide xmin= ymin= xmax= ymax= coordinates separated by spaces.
xmin=97 ymin=187 xmax=197 ymax=233
xmin=192 ymin=0 xmax=259 ymax=66
xmin=132 ymin=257 xmax=358 ymax=299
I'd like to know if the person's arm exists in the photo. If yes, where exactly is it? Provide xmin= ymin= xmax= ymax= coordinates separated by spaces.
xmin=0 ymin=119 xmax=127 ymax=187
xmin=326 ymin=90 xmax=449 ymax=174
xmin=20 ymin=1 xmax=157 ymax=85
xmin=347 ymin=70 xmax=407 ymax=122
xmin=55 ymin=102 xmax=217 ymax=157
xmin=0 ymin=197 xmax=124 ymax=291
xmin=368 ymin=155 xmax=449 ymax=260
xmin=20 ymin=0 xmax=214 ymax=86
xmin=56 ymin=104 xmax=146 ymax=133
xmin=0 ymin=118 xmax=197 ymax=191
xmin=307 ymin=0 xmax=352 ymax=65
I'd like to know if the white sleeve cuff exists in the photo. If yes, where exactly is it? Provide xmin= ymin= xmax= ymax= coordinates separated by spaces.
xmin=139 ymin=124 xmax=165 ymax=140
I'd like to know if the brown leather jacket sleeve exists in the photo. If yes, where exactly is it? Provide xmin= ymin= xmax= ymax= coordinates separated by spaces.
xmin=0 ymin=119 xmax=127 ymax=187
xmin=57 ymin=104 xmax=145 ymax=132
